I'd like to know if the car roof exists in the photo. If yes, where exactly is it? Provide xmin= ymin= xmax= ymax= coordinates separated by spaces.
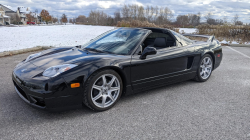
xmin=139 ymin=27 xmax=170 ymax=33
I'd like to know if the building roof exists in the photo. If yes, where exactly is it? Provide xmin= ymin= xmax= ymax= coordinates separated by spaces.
xmin=0 ymin=13 xmax=10 ymax=18
xmin=18 ymin=6 xmax=30 ymax=13
xmin=0 ymin=4 xmax=16 ymax=13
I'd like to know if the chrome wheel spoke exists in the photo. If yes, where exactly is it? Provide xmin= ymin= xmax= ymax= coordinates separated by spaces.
xmin=93 ymin=92 xmax=102 ymax=101
xmin=205 ymin=58 xmax=209 ymax=64
xmin=108 ymin=76 xmax=116 ymax=86
xmin=109 ymin=87 xmax=120 ymax=92
xmin=207 ymin=64 xmax=212 ymax=68
xmin=93 ymin=85 xmax=102 ymax=91
xmin=200 ymin=71 xmax=204 ymax=76
xmin=108 ymin=92 xmax=114 ymax=101
xmin=102 ymin=95 xmax=107 ymax=107
xmin=102 ymin=75 xmax=107 ymax=85
xmin=204 ymin=71 xmax=208 ymax=76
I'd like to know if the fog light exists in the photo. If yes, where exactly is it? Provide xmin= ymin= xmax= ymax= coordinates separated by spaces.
xmin=71 ymin=83 xmax=80 ymax=88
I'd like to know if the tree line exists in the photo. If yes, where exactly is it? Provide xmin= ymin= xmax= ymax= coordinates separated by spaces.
xmin=38 ymin=4 xmax=245 ymax=27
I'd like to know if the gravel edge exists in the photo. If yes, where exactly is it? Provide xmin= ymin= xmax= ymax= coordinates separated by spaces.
xmin=0 ymin=46 xmax=54 ymax=57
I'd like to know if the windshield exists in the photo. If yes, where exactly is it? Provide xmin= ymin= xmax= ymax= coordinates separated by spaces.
xmin=81 ymin=28 xmax=148 ymax=55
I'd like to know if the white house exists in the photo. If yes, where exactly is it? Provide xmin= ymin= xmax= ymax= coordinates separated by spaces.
xmin=0 ymin=4 xmax=40 ymax=25
xmin=16 ymin=6 xmax=40 ymax=24
xmin=0 ymin=5 xmax=11 ymax=25
xmin=16 ymin=6 xmax=29 ymax=25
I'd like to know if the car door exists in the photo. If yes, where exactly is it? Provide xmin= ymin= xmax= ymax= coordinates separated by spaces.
xmin=130 ymin=46 xmax=189 ymax=91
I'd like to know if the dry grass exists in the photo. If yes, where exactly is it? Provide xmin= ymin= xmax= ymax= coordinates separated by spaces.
xmin=197 ymin=24 xmax=250 ymax=44
xmin=117 ymin=20 xmax=179 ymax=32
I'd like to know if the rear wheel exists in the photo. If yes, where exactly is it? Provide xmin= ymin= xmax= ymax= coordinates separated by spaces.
xmin=83 ymin=69 xmax=123 ymax=111
xmin=195 ymin=54 xmax=213 ymax=82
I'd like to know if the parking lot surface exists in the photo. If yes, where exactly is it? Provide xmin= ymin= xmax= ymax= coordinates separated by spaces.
xmin=0 ymin=46 xmax=250 ymax=139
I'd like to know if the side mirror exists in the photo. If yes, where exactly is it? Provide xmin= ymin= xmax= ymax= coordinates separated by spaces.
xmin=140 ymin=47 xmax=157 ymax=59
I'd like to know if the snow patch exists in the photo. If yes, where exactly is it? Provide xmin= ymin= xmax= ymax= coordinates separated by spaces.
xmin=0 ymin=25 xmax=115 ymax=52
xmin=178 ymin=28 xmax=197 ymax=34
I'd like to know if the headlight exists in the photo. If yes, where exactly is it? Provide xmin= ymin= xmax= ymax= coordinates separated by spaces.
xmin=25 ymin=52 xmax=42 ymax=62
xmin=42 ymin=64 xmax=77 ymax=77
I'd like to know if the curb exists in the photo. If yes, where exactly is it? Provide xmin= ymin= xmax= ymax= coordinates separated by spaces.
xmin=0 ymin=46 xmax=54 ymax=57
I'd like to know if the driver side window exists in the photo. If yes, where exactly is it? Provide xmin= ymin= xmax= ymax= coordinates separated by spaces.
xmin=142 ymin=32 xmax=176 ymax=51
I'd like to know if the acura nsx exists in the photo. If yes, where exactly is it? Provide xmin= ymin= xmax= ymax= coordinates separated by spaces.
xmin=12 ymin=27 xmax=222 ymax=111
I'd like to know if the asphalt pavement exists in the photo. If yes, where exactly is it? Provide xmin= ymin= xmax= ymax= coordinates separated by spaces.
xmin=0 ymin=46 xmax=250 ymax=139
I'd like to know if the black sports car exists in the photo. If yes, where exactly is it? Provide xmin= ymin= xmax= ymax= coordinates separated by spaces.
xmin=12 ymin=27 xmax=222 ymax=111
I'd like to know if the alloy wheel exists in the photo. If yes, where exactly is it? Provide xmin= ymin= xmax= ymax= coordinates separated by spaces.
xmin=200 ymin=57 xmax=213 ymax=79
xmin=91 ymin=74 xmax=120 ymax=108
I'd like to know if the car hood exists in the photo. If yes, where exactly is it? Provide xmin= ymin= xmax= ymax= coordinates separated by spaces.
xmin=29 ymin=47 xmax=119 ymax=69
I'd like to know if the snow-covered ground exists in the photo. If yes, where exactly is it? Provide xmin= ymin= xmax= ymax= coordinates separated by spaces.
xmin=1 ymin=26 xmax=249 ymax=53
xmin=178 ymin=28 xmax=197 ymax=34
xmin=0 ymin=25 xmax=115 ymax=52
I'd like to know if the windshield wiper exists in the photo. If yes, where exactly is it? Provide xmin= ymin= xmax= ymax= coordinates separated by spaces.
xmin=84 ymin=48 xmax=117 ymax=55
xmin=84 ymin=48 xmax=105 ymax=53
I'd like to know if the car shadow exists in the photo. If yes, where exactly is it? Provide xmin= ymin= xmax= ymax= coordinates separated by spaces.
xmin=2 ymin=79 xmax=198 ymax=126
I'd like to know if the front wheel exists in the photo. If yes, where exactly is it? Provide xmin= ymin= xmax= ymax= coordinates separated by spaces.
xmin=83 ymin=69 xmax=123 ymax=111
xmin=195 ymin=54 xmax=213 ymax=82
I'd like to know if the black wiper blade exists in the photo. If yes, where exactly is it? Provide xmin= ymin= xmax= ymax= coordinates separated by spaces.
xmin=84 ymin=48 xmax=104 ymax=53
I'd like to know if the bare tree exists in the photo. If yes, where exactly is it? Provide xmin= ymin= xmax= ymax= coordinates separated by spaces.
xmin=76 ymin=15 xmax=86 ymax=24
xmin=157 ymin=7 xmax=164 ymax=25
xmin=145 ymin=5 xmax=150 ymax=22
xmin=176 ymin=15 xmax=189 ymax=27
xmin=205 ymin=12 xmax=215 ymax=24
xmin=232 ymin=14 xmax=239 ymax=25
xmin=137 ymin=6 xmax=145 ymax=21
xmin=163 ymin=7 xmax=173 ymax=23
xmin=188 ymin=13 xmax=201 ymax=26
xmin=155 ymin=6 xmax=173 ymax=24
xmin=223 ymin=16 xmax=228 ymax=24
xmin=69 ymin=19 xmax=73 ymax=23
xmin=215 ymin=19 xmax=224 ymax=25
xmin=154 ymin=6 xmax=159 ymax=23
xmin=204 ymin=12 xmax=212 ymax=21
xmin=114 ymin=10 xmax=121 ymax=24
xmin=61 ymin=14 xmax=68 ymax=25
xmin=235 ymin=21 xmax=243 ymax=25
xmin=88 ymin=10 xmax=108 ymax=25
xmin=122 ymin=4 xmax=129 ymax=20
xmin=52 ymin=17 xmax=58 ymax=23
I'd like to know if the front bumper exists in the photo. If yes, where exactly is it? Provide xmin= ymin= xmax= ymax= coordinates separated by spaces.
xmin=14 ymin=83 xmax=46 ymax=109
xmin=12 ymin=72 xmax=83 ymax=111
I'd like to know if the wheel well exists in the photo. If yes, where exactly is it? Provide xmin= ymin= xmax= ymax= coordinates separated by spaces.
xmin=205 ymin=52 xmax=215 ymax=70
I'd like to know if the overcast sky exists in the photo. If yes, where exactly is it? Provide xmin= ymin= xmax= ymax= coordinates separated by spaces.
xmin=1 ymin=0 xmax=250 ymax=23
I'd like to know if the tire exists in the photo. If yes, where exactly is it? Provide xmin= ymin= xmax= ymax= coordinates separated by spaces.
xmin=194 ymin=54 xmax=213 ymax=82
xmin=83 ymin=69 xmax=123 ymax=111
